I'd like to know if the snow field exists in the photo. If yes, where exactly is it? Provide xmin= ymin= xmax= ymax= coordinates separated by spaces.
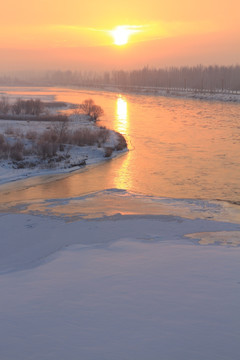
xmin=0 ymin=213 xmax=240 ymax=360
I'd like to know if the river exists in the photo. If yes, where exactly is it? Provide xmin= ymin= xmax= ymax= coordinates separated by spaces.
xmin=0 ymin=87 xmax=239 ymax=221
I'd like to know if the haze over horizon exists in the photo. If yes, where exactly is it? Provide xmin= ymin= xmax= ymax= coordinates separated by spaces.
xmin=0 ymin=0 xmax=239 ymax=72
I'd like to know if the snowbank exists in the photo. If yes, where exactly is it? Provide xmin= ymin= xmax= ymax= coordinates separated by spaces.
xmin=0 ymin=212 xmax=240 ymax=360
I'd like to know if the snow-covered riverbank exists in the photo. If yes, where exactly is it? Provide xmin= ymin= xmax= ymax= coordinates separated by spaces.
xmin=99 ymin=85 xmax=240 ymax=102
xmin=0 ymin=113 xmax=127 ymax=185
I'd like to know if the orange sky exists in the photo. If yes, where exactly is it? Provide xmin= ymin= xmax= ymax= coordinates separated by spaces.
xmin=0 ymin=0 xmax=239 ymax=72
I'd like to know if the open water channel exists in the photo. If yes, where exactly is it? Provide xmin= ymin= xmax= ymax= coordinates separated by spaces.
xmin=0 ymin=87 xmax=239 ymax=222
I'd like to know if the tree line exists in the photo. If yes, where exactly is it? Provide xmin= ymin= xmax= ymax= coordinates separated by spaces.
xmin=110 ymin=65 xmax=240 ymax=91
xmin=1 ymin=65 xmax=240 ymax=91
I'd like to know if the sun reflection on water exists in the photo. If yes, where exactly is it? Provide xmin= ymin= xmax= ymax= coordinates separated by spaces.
xmin=113 ymin=96 xmax=132 ymax=190
xmin=113 ymin=154 xmax=132 ymax=191
xmin=115 ymin=96 xmax=128 ymax=134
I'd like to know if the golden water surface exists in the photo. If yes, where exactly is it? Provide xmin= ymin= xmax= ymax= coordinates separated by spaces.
xmin=0 ymin=87 xmax=239 ymax=218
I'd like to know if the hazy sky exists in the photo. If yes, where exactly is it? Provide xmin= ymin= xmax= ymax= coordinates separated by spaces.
xmin=0 ymin=0 xmax=239 ymax=72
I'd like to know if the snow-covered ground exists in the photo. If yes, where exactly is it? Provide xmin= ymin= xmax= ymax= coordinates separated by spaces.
xmin=162 ymin=89 xmax=240 ymax=102
xmin=0 ymin=211 xmax=240 ymax=360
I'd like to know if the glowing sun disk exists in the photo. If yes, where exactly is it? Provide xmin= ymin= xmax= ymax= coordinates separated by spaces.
xmin=111 ymin=26 xmax=135 ymax=46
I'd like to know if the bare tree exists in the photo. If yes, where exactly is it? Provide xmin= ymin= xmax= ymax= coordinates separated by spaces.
xmin=0 ymin=97 xmax=10 ymax=115
xmin=12 ymin=98 xmax=23 ymax=115
xmin=91 ymin=105 xmax=104 ymax=121
xmin=33 ymin=99 xmax=44 ymax=116
xmin=80 ymin=99 xmax=104 ymax=121
xmin=81 ymin=99 xmax=95 ymax=116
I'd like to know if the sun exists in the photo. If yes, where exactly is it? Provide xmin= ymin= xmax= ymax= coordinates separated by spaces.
xmin=110 ymin=25 xmax=142 ymax=46
xmin=111 ymin=26 xmax=130 ymax=46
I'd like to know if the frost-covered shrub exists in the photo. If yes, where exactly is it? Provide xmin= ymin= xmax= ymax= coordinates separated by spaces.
xmin=26 ymin=130 xmax=37 ymax=140
xmin=43 ymin=114 xmax=68 ymax=122
xmin=97 ymin=127 xmax=109 ymax=144
xmin=0 ymin=97 xmax=10 ymax=115
xmin=10 ymin=141 xmax=24 ymax=161
xmin=114 ymin=132 xmax=127 ymax=150
xmin=104 ymin=147 xmax=113 ymax=157
xmin=40 ymin=129 xmax=58 ymax=144
xmin=5 ymin=126 xmax=14 ymax=135
xmin=12 ymin=99 xmax=44 ymax=116
xmin=0 ymin=134 xmax=9 ymax=159
xmin=38 ymin=120 xmax=69 ymax=152
xmin=70 ymin=127 xmax=110 ymax=147
xmin=0 ymin=133 xmax=5 ymax=146
xmin=51 ymin=120 xmax=69 ymax=144
xmin=71 ymin=128 xmax=96 ymax=146
xmin=37 ymin=139 xmax=58 ymax=159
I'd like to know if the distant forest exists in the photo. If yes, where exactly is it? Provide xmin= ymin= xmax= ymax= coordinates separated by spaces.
xmin=1 ymin=65 xmax=240 ymax=92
